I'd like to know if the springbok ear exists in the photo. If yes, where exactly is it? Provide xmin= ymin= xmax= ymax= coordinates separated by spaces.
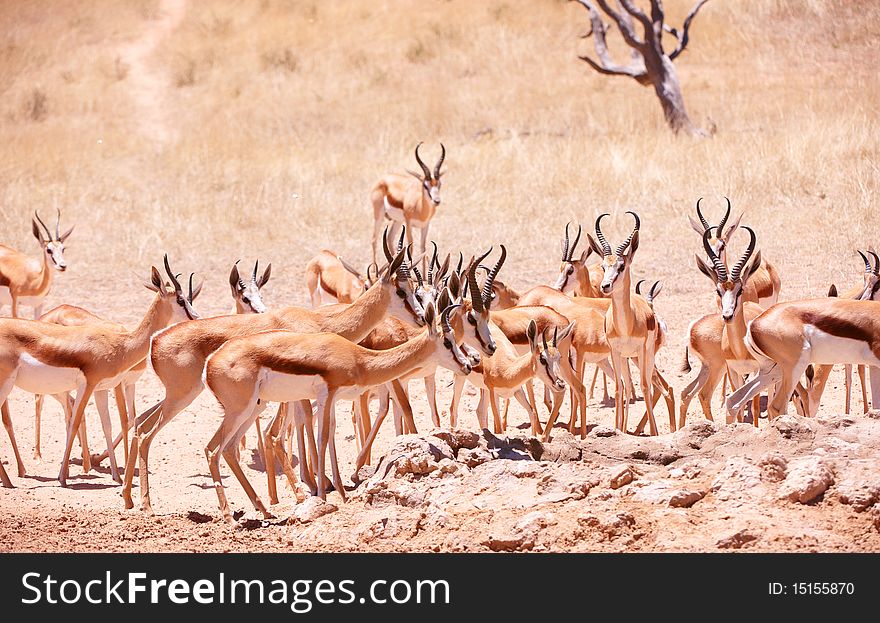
xmin=557 ymin=321 xmax=576 ymax=344
xmin=32 ymin=219 xmax=44 ymax=243
xmin=744 ymin=250 xmax=762 ymax=281
xmin=627 ymin=230 xmax=640 ymax=257
xmin=144 ymin=266 xmax=163 ymax=292
xmin=722 ymin=212 xmax=744 ymax=242
xmin=436 ymin=287 xmax=451 ymax=311
xmin=448 ymin=272 xmax=461 ymax=299
xmin=527 ymin=320 xmax=538 ymax=352
xmin=229 ymin=263 xmax=242 ymax=290
xmin=695 ymin=254 xmax=717 ymax=282
xmin=578 ymin=248 xmax=591 ymax=264
xmin=423 ymin=301 xmax=436 ymax=334
xmin=687 ymin=214 xmax=706 ymax=235
xmin=190 ymin=277 xmax=204 ymax=301
xmin=258 ymin=263 xmax=272 ymax=288
xmin=58 ymin=224 xmax=75 ymax=243
xmin=586 ymin=234 xmax=605 ymax=258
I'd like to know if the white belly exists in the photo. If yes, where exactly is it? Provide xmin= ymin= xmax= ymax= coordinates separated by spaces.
xmin=15 ymin=352 xmax=84 ymax=395
xmin=611 ymin=336 xmax=643 ymax=358
xmin=806 ymin=326 xmax=880 ymax=366
xmin=259 ymin=371 xmax=325 ymax=403
xmin=383 ymin=199 xmax=405 ymax=223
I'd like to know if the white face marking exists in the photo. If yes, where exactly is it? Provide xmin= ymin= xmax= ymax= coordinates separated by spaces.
xmin=45 ymin=240 xmax=68 ymax=271
xmin=15 ymin=352 xmax=85 ymax=395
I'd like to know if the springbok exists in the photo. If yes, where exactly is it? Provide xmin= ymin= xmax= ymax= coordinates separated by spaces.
xmin=804 ymin=249 xmax=880 ymax=416
xmin=370 ymin=142 xmax=445 ymax=266
xmin=0 ymin=256 xmax=200 ymax=487
xmin=586 ymin=211 xmax=667 ymax=435
xmin=121 ymin=234 xmax=423 ymax=514
xmin=726 ymin=297 xmax=880 ymax=420
xmin=203 ymin=301 xmax=472 ymax=521
xmin=553 ymin=223 xmax=604 ymax=298
xmin=304 ymin=250 xmax=372 ymax=307
xmin=679 ymin=227 xmax=764 ymax=427
xmin=0 ymin=210 xmax=74 ymax=319
xmin=688 ymin=198 xmax=781 ymax=308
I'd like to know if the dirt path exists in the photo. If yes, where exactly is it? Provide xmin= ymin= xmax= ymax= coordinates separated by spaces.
xmin=118 ymin=0 xmax=187 ymax=145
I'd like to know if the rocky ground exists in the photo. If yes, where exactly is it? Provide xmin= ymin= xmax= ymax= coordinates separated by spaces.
xmin=4 ymin=409 xmax=879 ymax=552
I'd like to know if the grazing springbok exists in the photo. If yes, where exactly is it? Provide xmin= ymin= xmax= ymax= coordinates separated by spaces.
xmin=688 ymin=197 xmax=781 ymax=308
xmin=370 ymin=142 xmax=445 ymax=266
xmin=0 ymin=210 xmax=74 ymax=319
xmin=203 ymin=301 xmax=472 ymax=521
xmin=586 ymin=211 xmax=667 ymax=435
xmin=726 ymin=297 xmax=880 ymax=420
xmin=121 ymin=234 xmax=424 ymax=514
xmin=679 ymin=227 xmax=764 ymax=427
xmin=0 ymin=256 xmax=200 ymax=487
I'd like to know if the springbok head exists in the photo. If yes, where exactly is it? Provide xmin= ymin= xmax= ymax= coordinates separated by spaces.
xmin=407 ymin=142 xmax=445 ymax=206
xmin=587 ymin=211 xmax=641 ymax=296
xmin=688 ymin=197 xmax=743 ymax=264
xmin=32 ymin=209 xmax=74 ymax=272
xmin=464 ymin=245 xmax=507 ymax=356
xmin=143 ymin=255 xmax=202 ymax=322
xmin=424 ymin=298 xmax=473 ymax=376
xmin=695 ymin=226 xmax=762 ymax=322
xmin=553 ymin=222 xmax=593 ymax=294
xmin=532 ymin=322 xmax=574 ymax=394
xmin=382 ymin=226 xmax=426 ymax=326
xmin=229 ymin=259 xmax=271 ymax=314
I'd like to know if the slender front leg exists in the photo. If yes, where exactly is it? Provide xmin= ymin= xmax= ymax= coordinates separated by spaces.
xmin=609 ymin=350 xmax=625 ymax=431
xmin=58 ymin=383 xmax=96 ymax=486
xmin=1 ymin=401 xmax=26 ymax=477
xmin=113 ymin=385 xmax=129 ymax=466
xmin=488 ymin=388 xmax=503 ymax=433
xmin=844 ymin=364 xmax=853 ymax=415
xmin=450 ymin=375 xmax=465 ymax=429
xmin=513 ymin=388 xmax=543 ymax=437
xmin=857 ymin=365 xmax=868 ymax=414
xmin=315 ymin=389 xmax=332 ymax=500
xmin=0 ymin=451 xmax=11 ymax=487
xmin=424 ymin=375 xmax=440 ymax=428
xmin=326 ymin=400 xmax=346 ymax=502
xmin=93 ymin=390 xmax=121 ymax=482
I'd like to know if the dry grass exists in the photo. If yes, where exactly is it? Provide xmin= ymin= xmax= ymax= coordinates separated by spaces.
xmin=0 ymin=0 xmax=878 ymax=322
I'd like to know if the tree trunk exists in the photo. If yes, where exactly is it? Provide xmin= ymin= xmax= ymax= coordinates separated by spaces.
xmin=649 ymin=55 xmax=704 ymax=136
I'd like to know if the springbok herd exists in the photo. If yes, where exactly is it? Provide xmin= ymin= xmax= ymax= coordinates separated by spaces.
xmin=1 ymin=144 xmax=879 ymax=526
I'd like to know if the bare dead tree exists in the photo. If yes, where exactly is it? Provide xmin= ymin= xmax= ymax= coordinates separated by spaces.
xmin=573 ymin=0 xmax=712 ymax=136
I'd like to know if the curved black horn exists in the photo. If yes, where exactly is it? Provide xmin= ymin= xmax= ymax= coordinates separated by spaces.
xmin=542 ymin=328 xmax=549 ymax=352
xmin=553 ymin=326 xmax=559 ymax=347
xmin=426 ymin=241 xmax=439 ymax=283
xmin=414 ymin=142 xmax=431 ymax=179
xmin=440 ymin=303 xmax=460 ymax=334
xmin=594 ymin=213 xmax=612 ymax=256
xmin=481 ymin=244 xmax=506 ymax=307
xmin=188 ymin=273 xmax=196 ymax=303
xmin=569 ymin=224 xmax=581 ymax=261
xmin=468 ymin=248 xmax=492 ymax=313
xmin=561 ymin=222 xmax=571 ymax=262
xmin=163 ymin=254 xmax=183 ymax=292
xmin=382 ymin=227 xmax=394 ymax=263
xmin=858 ymin=250 xmax=872 ymax=274
xmin=34 ymin=210 xmax=52 ymax=241
xmin=433 ymin=143 xmax=445 ymax=179
xmin=615 ymin=211 xmax=640 ymax=256
xmin=695 ymin=198 xmax=710 ymax=232
xmin=54 ymin=208 xmax=61 ymax=240
xmin=730 ymin=226 xmax=757 ymax=281
xmin=718 ymin=197 xmax=731 ymax=236
xmin=455 ymin=252 xmax=463 ymax=276
xmin=871 ymin=250 xmax=880 ymax=275
xmin=251 ymin=260 xmax=259 ymax=283
xmin=635 ymin=279 xmax=645 ymax=295
xmin=407 ymin=246 xmax=424 ymax=286
xmin=703 ymin=228 xmax=728 ymax=281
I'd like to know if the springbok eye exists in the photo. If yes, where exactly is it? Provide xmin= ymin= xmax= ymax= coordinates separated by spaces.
xmin=443 ymin=338 xmax=452 ymax=348
xmin=242 ymin=296 xmax=250 ymax=304
xmin=467 ymin=313 xmax=476 ymax=326
xmin=47 ymin=248 xmax=53 ymax=255
xmin=177 ymin=296 xmax=184 ymax=305
xmin=539 ymin=354 xmax=546 ymax=365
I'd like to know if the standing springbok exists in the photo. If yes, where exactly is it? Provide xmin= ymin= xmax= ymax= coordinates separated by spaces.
xmin=688 ymin=198 xmax=781 ymax=308
xmin=0 ymin=256 xmax=200 ymax=487
xmin=587 ymin=211 xmax=666 ymax=435
xmin=679 ymin=227 xmax=764 ymax=426
xmin=203 ymin=302 xmax=472 ymax=520
xmin=0 ymin=210 xmax=74 ymax=319
xmin=229 ymin=260 xmax=271 ymax=313
xmin=804 ymin=249 xmax=880 ymax=416
xmin=553 ymin=223 xmax=604 ymax=298
xmin=121 ymin=235 xmax=423 ymax=514
xmin=304 ymin=250 xmax=372 ymax=307
xmin=726 ymin=297 xmax=880 ymax=420
xmin=370 ymin=142 xmax=445 ymax=266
